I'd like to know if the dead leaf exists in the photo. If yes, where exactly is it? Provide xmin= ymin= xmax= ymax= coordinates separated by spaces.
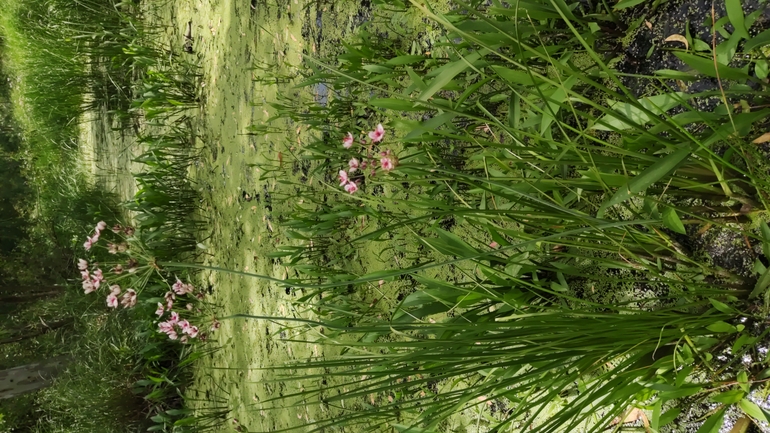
xmin=645 ymin=20 xmax=653 ymax=30
xmin=752 ymin=131 xmax=770 ymax=143
xmin=664 ymin=34 xmax=689 ymax=50
xmin=610 ymin=408 xmax=644 ymax=426
xmin=728 ymin=417 xmax=751 ymax=433
xmin=610 ymin=408 xmax=651 ymax=433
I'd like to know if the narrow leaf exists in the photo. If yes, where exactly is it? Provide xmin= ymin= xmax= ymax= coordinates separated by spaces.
xmin=726 ymin=0 xmax=749 ymax=39
xmin=662 ymin=207 xmax=686 ymax=234
xmin=739 ymin=398 xmax=770 ymax=422
xmin=674 ymin=52 xmax=752 ymax=81
xmin=598 ymin=146 xmax=692 ymax=216
xmin=695 ymin=407 xmax=726 ymax=433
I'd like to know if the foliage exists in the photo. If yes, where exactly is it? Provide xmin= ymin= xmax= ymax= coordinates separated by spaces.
xmin=236 ymin=0 xmax=770 ymax=432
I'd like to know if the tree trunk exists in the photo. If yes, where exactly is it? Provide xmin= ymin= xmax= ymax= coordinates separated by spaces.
xmin=0 ymin=286 xmax=64 ymax=296
xmin=0 ymin=290 xmax=64 ymax=303
xmin=0 ymin=356 xmax=70 ymax=399
xmin=0 ymin=318 xmax=74 ymax=346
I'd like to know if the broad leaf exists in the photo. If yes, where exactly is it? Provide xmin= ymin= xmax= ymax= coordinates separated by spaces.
xmin=593 ymin=92 xmax=690 ymax=131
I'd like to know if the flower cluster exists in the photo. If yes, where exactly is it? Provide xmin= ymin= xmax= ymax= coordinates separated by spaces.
xmin=157 ymin=311 xmax=199 ymax=343
xmin=83 ymin=221 xmax=106 ymax=251
xmin=78 ymin=220 xmax=214 ymax=344
xmin=339 ymin=123 xmax=398 ymax=194
xmin=80 ymin=257 xmax=138 ymax=309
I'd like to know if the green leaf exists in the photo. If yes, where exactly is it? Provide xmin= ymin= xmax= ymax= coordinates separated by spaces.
xmin=614 ymin=0 xmax=646 ymax=9
xmin=674 ymin=52 xmax=752 ymax=81
xmin=749 ymin=266 xmax=770 ymax=299
xmin=739 ymin=398 xmax=770 ymax=422
xmin=418 ymin=50 xmax=486 ymax=102
xmin=706 ymin=321 xmax=737 ymax=333
xmin=597 ymin=146 xmax=692 ymax=216
xmin=745 ymin=29 xmax=770 ymax=51
xmin=662 ymin=207 xmax=686 ymax=234
xmin=733 ymin=334 xmax=758 ymax=353
xmin=173 ymin=417 xmax=198 ymax=426
xmin=695 ymin=407 xmax=725 ymax=433
xmin=659 ymin=385 xmax=702 ymax=400
xmin=593 ymin=92 xmax=689 ymax=131
xmin=385 ymin=55 xmax=426 ymax=66
xmin=708 ymin=298 xmax=736 ymax=314
xmin=693 ymin=39 xmax=711 ymax=51
xmin=756 ymin=60 xmax=769 ymax=79
xmin=725 ymin=0 xmax=749 ymax=39
xmin=659 ymin=407 xmax=681 ymax=426
xmin=738 ymin=371 xmax=749 ymax=393
xmin=654 ymin=69 xmax=699 ymax=81
xmin=490 ymin=65 xmax=538 ymax=86
xmin=651 ymin=400 xmax=662 ymax=430
xmin=370 ymin=98 xmax=423 ymax=111
xmin=362 ymin=64 xmax=393 ymax=74
xmin=760 ymin=222 xmax=770 ymax=259
xmin=541 ymin=75 xmax=578 ymax=135
xmin=711 ymin=389 xmax=745 ymax=404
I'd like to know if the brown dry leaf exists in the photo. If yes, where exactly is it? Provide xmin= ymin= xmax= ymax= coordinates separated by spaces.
xmin=729 ymin=416 xmax=751 ymax=433
xmin=696 ymin=222 xmax=712 ymax=236
xmin=664 ymin=34 xmax=689 ymax=50
xmin=610 ymin=408 xmax=646 ymax=427
xmin=645 ymin=20 xmax=653 ymax=30
xmin=752 ymin=131 xmax=770 ymax=143
xmin=609 ymin=408 xmax=651 ymax=433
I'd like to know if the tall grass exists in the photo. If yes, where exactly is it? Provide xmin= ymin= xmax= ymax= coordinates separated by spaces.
xmin=235 ymin=0 xmax=770 ymax=431
xmin=0 ymin=0 xmax=210 ymax=431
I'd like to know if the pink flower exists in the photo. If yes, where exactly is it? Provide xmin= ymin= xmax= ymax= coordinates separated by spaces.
xmin=159 ymin=321 xmax=174 ymax=334
xmin=178 ymin=320 xmax=191 ymax=331
xmin=121 ymin=289 xmax=137 ymax=308
xmin=107 ymin=243 xmax=118 ymax=254
xmin=169 ymin=311 xmax=180 ymax=324
xmin=211 ymin=319 xmax=221 ymax=331
xmin=123 ymin=226 xmax=135 ymax=236
xmin=380 ymin=157 xmax=394 ymax=171
xmin=77 ymin=259 xmax=88 ymax=271
xmin=368 ymin=124 xmax=385 ymax=142
xmin=109 ymin=284 xmax=121 ymax=295
xmin=348 ymin=158 xmax=359 ymax=172
xmin=344 ymin=182 xmax=358 ymax=194
xmin=80 ymin=270 xmax=90 ymax=281
xmin=339 ymin=170 xmax=349 ymax=187
xmin=82 ymin=280 xmax=96 ymax=294
xmin=84 ymin=237 xmax=94 ymax=251
xmin=112 ymin=265 xmax=123 ymax=275
xmin=91 ymin=232 xmax=100 ymax=244
xmin=183 ymin=283 xmax=195 ymax=295
xmin=489 ymin=241 xmax=499 ymax=249
xmin=180 ymin=335 xmax=189 ymax=344
xmin=186 ymin=303 xmax=194 ymax=311
xmin=155 ymin=303 xmax=165 ymax=317
xmin=92 ymin=269 xmax=104 ymax=283
xmin=106 ymin=293 xmax=119 ymax=308
xmin=343 ymin=133 xmax=354 ymax=149
xmin=167 ymin=330 xmax=178 ymax=340
xmin=96 ymin=221 xmax=107 ymax=232
xmin=172 ymin=278 xmax=186 ymax=295
xmin=165 ymin=291 xmax=176 ymax=310
xmin=185 ymin=325 xmax=199 ymax=338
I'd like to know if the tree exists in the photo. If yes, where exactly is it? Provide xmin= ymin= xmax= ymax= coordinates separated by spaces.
xmin=0 ymin=356 xmax=70 ymax=399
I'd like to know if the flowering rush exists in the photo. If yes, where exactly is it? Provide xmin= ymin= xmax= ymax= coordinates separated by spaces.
xmin=338 ymin=124 xmax=397 ymax=194
xmin=83 ymin=221 xmax=107 ymax=251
